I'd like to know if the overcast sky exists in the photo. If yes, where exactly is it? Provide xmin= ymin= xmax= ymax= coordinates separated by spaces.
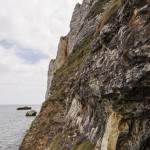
xmin=0 ymin=0 xmax=82 ymax=105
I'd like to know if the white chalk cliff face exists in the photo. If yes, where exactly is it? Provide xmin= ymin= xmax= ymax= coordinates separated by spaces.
xmin=45 ymin=59 xmax=55 ymax=100
xmin=20 ymin=0 xmax=150 ymax=150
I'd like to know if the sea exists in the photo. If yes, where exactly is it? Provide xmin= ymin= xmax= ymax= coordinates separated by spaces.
xmin=0 ymin=105 xmax=41 ymax=150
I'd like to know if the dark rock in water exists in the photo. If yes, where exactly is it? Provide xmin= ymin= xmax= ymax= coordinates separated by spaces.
xmin=17 ymin=106 xmax=32 ymax=110
xmin=26 ymin=110 xmax=37 ymax=117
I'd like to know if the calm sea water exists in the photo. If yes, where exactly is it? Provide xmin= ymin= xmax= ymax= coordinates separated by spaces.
xmin=0 ymin=105 xmax=41 ymax=150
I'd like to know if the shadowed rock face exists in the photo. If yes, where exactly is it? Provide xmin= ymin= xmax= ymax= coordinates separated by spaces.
xmin=20 ymin=0 xmax=150 ymax=149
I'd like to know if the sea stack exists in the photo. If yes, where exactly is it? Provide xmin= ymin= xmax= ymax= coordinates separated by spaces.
xmin=20 ymin=0 xmax=150 ymax=149
xmin=26 ymin=110 xmax=37 ymax=117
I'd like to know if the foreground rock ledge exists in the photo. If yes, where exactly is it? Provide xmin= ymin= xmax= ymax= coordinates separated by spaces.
xmin=20 ymin=0 xmax=150 ymax=149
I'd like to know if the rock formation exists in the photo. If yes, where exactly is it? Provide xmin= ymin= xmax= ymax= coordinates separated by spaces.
xmin=20 ymin=0 xmax=150 ymax=149
xmin=26 ymin=110 xmax=37 ymax=117
xmin=45 ymin=59 xmax=55 ymax=100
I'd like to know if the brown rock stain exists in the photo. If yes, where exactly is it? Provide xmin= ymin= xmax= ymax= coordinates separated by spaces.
xmin=55 ymin=36 xmax=68 ymax=70
xmin=101 ymin=111 xmax=129 ymax=150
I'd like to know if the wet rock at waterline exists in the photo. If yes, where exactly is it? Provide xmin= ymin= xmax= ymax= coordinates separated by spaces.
xmin=26 ymin=110 xmax=37 ymax=117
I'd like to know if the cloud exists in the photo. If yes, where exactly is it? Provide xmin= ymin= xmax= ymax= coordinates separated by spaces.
xmin=0 ymin=43 xmax=50 ymax=104
xmin=0 ymin=0 xmax=83 ymax=104
xmin=0 ymin=39 xmax=48 ymax=64
xmin=0 ymin=0 xmax=83 ymax=56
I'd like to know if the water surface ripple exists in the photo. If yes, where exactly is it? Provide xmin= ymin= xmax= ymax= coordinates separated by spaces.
xmin=0 ymin=105 xmax=41 ymax=150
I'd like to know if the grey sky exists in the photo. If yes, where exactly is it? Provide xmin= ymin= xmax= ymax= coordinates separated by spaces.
xmin=0 ymin=0 xmax=82 ymax=105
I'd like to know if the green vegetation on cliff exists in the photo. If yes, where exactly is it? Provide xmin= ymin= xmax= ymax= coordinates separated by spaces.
xmin=49 ymin=36 xmax=93 ymax=102
xmin=72 ymin=140 xmax=95 ymax=150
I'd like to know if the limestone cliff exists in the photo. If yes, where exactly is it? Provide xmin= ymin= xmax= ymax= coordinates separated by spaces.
xmin=20 ymin=0 xmax=150 ymax=149
xmin=45 ymin=36 xmax=68 ymax=100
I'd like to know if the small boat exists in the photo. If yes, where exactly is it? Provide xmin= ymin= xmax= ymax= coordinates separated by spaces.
xmin=17 ymin=106 xmax=32 ymax=110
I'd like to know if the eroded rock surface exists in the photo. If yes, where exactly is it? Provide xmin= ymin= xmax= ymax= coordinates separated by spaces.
xmin=20 ymin=0 xmax=150 ymax=149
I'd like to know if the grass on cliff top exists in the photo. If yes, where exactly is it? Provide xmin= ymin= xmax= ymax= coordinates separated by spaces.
xmin=56 ymin=36 xmax=92 ymax=76
xmin=49 ymin=36 xmax=93 ymax=102
xmin=49 ymin=131 xmax=95 ymax=150
xmin=48 ymin=133 xmax=63 ymax=150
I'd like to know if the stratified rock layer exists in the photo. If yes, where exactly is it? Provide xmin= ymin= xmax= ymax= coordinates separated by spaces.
xmin=20 ymin=0 xmax=150 ymax=150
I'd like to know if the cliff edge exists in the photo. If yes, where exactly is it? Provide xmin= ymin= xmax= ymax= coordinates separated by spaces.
xmin=20 ymin=0 xmax=150 ymax=149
